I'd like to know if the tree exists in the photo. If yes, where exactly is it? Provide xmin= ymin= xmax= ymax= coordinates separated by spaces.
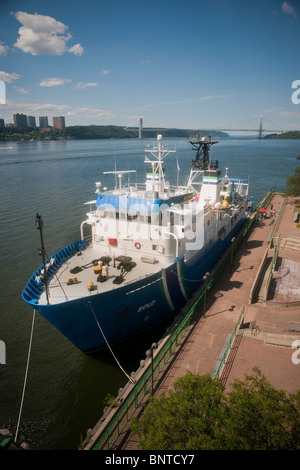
xmin=131 ymin=368 xmax=300 ymax=450
xmin=284 ymin=166 xmax=300 ymax=197
xmin=218 ymin=368 xmax=300 ymax=450
xmin=132 ymin=372 xmax=225 ymax=450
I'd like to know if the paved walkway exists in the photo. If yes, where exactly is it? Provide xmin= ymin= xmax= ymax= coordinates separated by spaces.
xmin=123 ymin=194 xmax=300 ymax=449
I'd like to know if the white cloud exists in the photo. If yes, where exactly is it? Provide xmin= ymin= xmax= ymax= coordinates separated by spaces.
xmin=263 ymin=108 xmax=300 ymax=130
xmin=39 ymin=77 xmax=71 ymax=87
xmin=74 ymin=82 xmax=98 ymax=90
xmin=0 ymin=71 xmax=21 ymax=83
xmin=13 ymin=85 xmax=30 ymax=94
xmin=13 ymin=11 xmax=84 ymax=56
xmin=65 ymin=106 xmax=114 ymax=120
xmin=282 ymin=2 xmax=297 ymax=18
xmin=277 ymin=110 xmax=300 ymax=118
xmin=100 ymin=69 xmax=110 ymax=76
xmin=1 ymin=100 xmax=70 ymax=117
xmin=1 ymin=100 xmax=115 ymax=121
xmin=68 ymin=43 xmax=84 ymax=56
xmin=0 ymin=43 xmax=9 ymax=56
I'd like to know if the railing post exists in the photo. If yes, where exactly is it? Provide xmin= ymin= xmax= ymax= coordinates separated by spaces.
xmin=146 ymin=343 xmax=158 ymax=396
xmin=203 ymin=272 xmax=210 ymax=318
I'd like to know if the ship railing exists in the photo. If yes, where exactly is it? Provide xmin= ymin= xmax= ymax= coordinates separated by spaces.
xmin=130 ymin=183 xmax=188 ymax=196
xmin=129 ymin=183 xmax=145 ymax=191
xmin=188 ymin=134 xmax=220 ymax=143
xmin=82 ymin=234 xmax=92 ymax=244
xmin=84 ymin=208 xmax=258 ymax=451
xmin=22 ymin=239 xmax=88 ymax=304
xmin=169 ymin=184 xmax=190 ymax=194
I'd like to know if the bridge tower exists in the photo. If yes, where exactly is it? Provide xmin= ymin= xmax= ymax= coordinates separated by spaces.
xmin=139 ymin=117 xmax=143 ymax=139
xmin=258 ymin=116 xmax=263 ymax=139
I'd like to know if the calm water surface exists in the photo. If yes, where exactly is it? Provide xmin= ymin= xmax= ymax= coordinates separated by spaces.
xmin=0 ymin=136 xmax=299 ymax=449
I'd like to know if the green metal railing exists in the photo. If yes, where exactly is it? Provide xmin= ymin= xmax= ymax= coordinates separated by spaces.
xmin=213 ymin=306 xmax=245 ymax=380
xmin=257 ymin=190 xmax=274 ymax=210
xmin=263 ymin=235 xmax=281 ymax=302
xmin=91 ymin=288 xmax=206 ymax=450
xmin=267 ymin=197 xmax=286 ymax=244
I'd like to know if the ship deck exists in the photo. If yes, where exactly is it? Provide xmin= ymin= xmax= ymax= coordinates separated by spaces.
xmin=39 ymin=244 xmax=165 ymax=305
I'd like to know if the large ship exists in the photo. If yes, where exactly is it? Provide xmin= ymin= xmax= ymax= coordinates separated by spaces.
xmin=22 ymin=135 xmax=250 ymax=353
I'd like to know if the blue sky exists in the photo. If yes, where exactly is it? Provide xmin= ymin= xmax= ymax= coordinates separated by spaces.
xmin=0 ymin=0 xmax=300 ymax=132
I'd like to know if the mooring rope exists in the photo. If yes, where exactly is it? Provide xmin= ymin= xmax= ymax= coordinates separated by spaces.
xmin=15 ymin=309 xmax=36 ymax=443
xmin=88 ymin=301 xmax=135 ymax=383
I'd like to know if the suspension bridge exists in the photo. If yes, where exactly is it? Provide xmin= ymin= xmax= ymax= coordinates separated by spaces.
xmin=124 ymin=116 xmax=287 ymax=139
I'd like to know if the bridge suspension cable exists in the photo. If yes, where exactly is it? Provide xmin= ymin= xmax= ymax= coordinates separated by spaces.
xmin=123 ymin=118 xmax=140 ymax=129
xmin=262 ymin=117 xmax=284 ymax=131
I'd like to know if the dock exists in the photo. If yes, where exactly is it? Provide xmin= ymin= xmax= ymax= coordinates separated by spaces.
xmin=83 ymin=192 xmax=300 ymax=451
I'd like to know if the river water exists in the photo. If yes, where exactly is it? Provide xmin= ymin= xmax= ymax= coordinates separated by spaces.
xmin=0 ymin=136 xmax=299 ymax=449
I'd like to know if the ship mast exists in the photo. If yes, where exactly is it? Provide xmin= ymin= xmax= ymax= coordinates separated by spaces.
xmin=186 ymin=134 xmax=219 ymax=194
xmin=144 ymin=134 xmax=175 ymax=196
xmin=35 ymin=213 xmax=49 ymax=305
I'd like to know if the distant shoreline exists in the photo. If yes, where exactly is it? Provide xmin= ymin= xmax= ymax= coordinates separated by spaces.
xmin=264 ymin=131 xmax=300 ymax=140
xmin=0 ymin=125 xmax=228 ymax=142
xmin=1 ymin=125 xmax=300 ymax=142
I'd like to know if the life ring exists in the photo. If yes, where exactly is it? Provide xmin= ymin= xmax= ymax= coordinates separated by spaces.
xmin=135 ymin=242 xmax=141 ymax=250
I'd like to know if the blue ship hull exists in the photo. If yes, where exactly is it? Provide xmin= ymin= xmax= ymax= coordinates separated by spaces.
xmin=22 ymin=216 xmax=246 ymax=353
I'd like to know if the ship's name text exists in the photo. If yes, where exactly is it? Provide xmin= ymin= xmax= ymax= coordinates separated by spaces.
xmin=138 ymin=300 xmax=156 ymax=312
